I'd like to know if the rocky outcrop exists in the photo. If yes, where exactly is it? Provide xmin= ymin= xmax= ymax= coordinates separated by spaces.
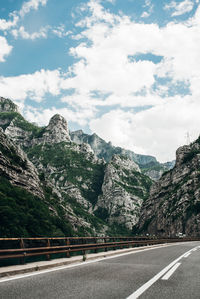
xmin=94 ymin=155 xmax=152 ymax=230
xmin=5 ymin=120 xmax=32 ymax=146
xmin=0 ymin=97 xmax=19 ymax=113
xmin=137 ymin=137 xmax=200 ymax=237
xmin=70 ymin=130 xmax=156 ymax=164
xmin=0 ymin=128 xmax=43 ymax=198
xmin=41 ymin=114 xmax=71 ymax=144
xmin=4 ymin=113 xmax=71 ymax=148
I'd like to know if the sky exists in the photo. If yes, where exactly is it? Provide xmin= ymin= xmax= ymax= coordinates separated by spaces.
xmin=0 ymin=0 xmax=200 ymax=162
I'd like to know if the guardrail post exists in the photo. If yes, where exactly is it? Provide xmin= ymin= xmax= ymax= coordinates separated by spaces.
xmin=66 ymin=238 xmax=70 ymax=258
xmin=119 ymin=238 xmax=123 ymax=249
xmin=94 ymin=238 xmax=98 ymax=253
xmin=113 ymin=238 xmax=116 ymax=250
xmin=46 ymin=238 xmax=51 ymax=261
xmin=20 ymin=238 xmax=25 ymax=265
xmin=104 ymin=238 xmax=107 ymax=252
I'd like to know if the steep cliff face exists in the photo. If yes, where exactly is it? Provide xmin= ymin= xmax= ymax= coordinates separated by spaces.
xmin=0 ymin=97 xmax=19 ymax=113
xmin=0 ymin=98 xmax=20 ymax=131
xmin=94 ymin=155 xmax=152 ymax=231
xmin=0 ymin=127 xmax=76 ymax=237
xmin=0 ymin=128 xmax=43 ymax=198
xmin=137 ymin=138 xmax=200 ymax=237
xmin=25 ymin=141 xmax=107 ymax=234
xmin=70 ymin=129 xmax=174 ymax=180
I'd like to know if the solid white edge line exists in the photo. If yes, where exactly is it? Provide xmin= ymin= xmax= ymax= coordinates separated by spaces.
xmin=0 ymin=243 xmax=174 ymax=284
xmin=126 ymin=245 xmax=199 ymax=299
xmin=161 ymin=262 xmax=181 ymax=280
xmin=184 ymin=252 xmax=191 ymax=258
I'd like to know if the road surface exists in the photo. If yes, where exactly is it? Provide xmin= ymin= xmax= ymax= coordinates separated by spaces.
xmin=0 ymin=241 xmax=199 ymax=299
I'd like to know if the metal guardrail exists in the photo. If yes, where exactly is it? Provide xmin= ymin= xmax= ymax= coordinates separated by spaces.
xmin=0 ymin=237 xmax=199 ymax=265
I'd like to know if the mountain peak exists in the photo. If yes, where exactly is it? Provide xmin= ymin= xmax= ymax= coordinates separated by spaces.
xmin=43 ymin=114 xmax=71 ymax=143
xmin=49 ymin=114 xmax=66 ymax=123
xmin=71 ymin=129 xmax=84 ymax=136
xmin=0 ymin=97 xmax=19 ymax=113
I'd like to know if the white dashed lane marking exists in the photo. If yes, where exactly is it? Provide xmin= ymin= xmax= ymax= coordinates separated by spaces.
xmin=126 ymin=245 xmax=199 ymax=299
xmin=161 ymin=262 xmax=181 ymax=280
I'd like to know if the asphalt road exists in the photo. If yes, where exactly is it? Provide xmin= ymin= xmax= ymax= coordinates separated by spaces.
xmin=0 ymin=241 xmax=199 ymax=299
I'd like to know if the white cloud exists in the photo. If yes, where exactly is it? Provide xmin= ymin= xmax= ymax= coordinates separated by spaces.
xmin=105 ymin=0 xmax=115 ymax=3
xmin=0 ymin=0 xmax=49 ymax=46
xmin=24 ymin=105 xmax=95 ymax=127
xmin=76 ymin=0 xmax=118 ymax=28
xmin=61 ymin=2 xmax=200 ymax=108
xmin=141 ymin=11 xmax=151 ymax=18
xmin=0 ymin=14 xmax=19 ymax=31
xmin=12 ymin=26 xmax=49 ymax=40
xmin=19 ymin=0 xmax=48 ymax=18
xmin=0 ymin=0 xmax=48 ymax=33
xmin=52 ymin=25 xmax=71 ymax=38
xmin=0 ymin=36 xmax=13 ymax=62
xmin=56 ymin=0 xmax=200 ymax=161
xmin=164 ymin=0 xmax=194 ymax=16
xmin=141 ymin=0 xmax=154 ymax=18
xmin=0 ymin=69 xmax=64 ymax=101
xmin=90 ymin=97 xmax=200 ymax=162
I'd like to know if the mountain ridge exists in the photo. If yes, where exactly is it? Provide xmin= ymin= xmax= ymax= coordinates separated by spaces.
xmin=70 ymin=129 xmax=175 ymax=180
xmin=1 ymin=96 xmax=199 ymax=238
xmin=0 ymin=97 xmax=152 ymax=236
xmin=137 ymin=136 xmax=200 ymax=237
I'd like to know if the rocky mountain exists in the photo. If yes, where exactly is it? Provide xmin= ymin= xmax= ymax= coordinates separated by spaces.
xmin=94 ymin=155 xmax=152 ymax=231
xmin=70 ymin=129 xmax=174 ymax=180
xmin=0 ymin=97 xmax=152 ymax=237
xmin=137 ymin=137 xmax=200 ymax=237
xmin=2 ymin=97 xmax=199 ymax=238
xmin=0 ymin=127 xmax=74 ymax=237
xmin=0 ymin=97 xmax=19 ymax=113
xmin=0 ymin=127 xmax=43 ymax=198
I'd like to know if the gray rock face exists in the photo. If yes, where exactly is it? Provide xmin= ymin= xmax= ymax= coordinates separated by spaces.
xmin=137 ymin=138 xmax=200 ymax=237
xmin=24 ymin=138 xmax=107 ymax=235
xmin=0 ymin=97 xmax=19 ymax=113
xmin=70 ymin=130 xmax=155 ymax=164
xmin=0 ymin=128 xmax=43 ymax=198
xmin=42 ymin=114 xmax=71 ymax=144
xmin=70 ymin=130 xmax=174 ymax=180
xmin=143 ymin=169 xmax=163 ymax=181
xmin=5 ymin=120 xmax=32 ymax=146
xmin=4 ymin=113 xmax=71 ymax=148
xmin=94 ymin=155 xmax=152 ymax=230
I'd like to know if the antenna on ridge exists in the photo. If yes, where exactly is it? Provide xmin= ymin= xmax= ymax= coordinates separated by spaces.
xmin=185 ymin=132 xmax=190 ymax=145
